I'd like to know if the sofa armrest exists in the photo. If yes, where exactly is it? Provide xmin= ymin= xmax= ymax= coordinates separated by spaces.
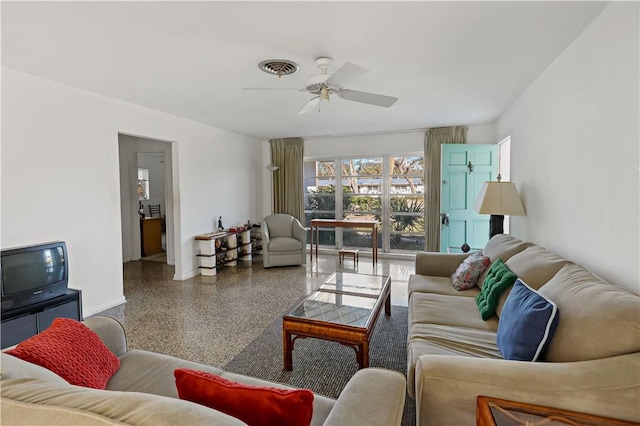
xmin=414 ymin=251 xmax=470 ymax=277
xmin=82 ymin=316 xmax=128 ymax=356
xmin=323 ymin=368 xmax=406 ymax=426
xmin=415 ymin=353 xmax=640 ymax=426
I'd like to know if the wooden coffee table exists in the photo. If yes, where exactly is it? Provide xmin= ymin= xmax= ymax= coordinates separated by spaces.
xmin=282 ymin=272 xmax=391 ymax=371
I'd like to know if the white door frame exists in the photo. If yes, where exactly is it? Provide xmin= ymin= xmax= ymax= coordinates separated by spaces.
xmin=118 ymin=133 xmax=177 ymax=268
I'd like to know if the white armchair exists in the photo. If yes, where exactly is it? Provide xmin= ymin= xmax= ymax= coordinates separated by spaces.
xmin=261 ymin=214 xmax=307 ymax=268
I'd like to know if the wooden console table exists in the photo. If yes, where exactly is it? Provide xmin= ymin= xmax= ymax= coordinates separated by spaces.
xmin=310 ymin=219 xmax=379 ymax=266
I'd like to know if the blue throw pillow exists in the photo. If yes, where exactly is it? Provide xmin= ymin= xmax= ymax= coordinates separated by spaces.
xmin=497 ymin=279 xmax=559 ymax=361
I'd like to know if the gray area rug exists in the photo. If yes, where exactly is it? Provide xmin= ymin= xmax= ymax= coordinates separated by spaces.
xmin=224 ymin=306 xmax=415 ymax=426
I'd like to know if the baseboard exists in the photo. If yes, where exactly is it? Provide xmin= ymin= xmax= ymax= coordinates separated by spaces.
xmin=83 ymin=296 xmax=127 ymax=318
xmin=122 ymin=256 xmax=133 ymax=263
xmin=173 ymin=270 xmax=198 ymax=281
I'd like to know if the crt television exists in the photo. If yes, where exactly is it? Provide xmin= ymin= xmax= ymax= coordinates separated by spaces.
xmin=1 ymin=241 xmax=69 ymax=311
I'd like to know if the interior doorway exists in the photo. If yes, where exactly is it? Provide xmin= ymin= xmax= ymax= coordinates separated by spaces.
xmin=138 ymin=153 xmax=167 ymax=262
xmin=118 ymin=134 xmax=175 ymax=265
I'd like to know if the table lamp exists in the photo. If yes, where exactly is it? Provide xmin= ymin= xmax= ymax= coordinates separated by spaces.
xmin=473 ymin=175 xmax=526 ymax=239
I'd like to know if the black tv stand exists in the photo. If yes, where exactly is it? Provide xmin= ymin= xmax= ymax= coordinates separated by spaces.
xmin=1 ymin=289 xmax=82 ymax=349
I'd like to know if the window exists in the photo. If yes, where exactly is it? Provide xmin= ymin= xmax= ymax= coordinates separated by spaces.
xmin=304 ymin=161 xmax=337 ymax=246
xmin=389 ymin=156 xmax=425 ymax=250
xmin=341 ymin=158 xmax=383 ymax=249
xmin=303 ymin=154 xmax=425 ymax=253
xmin=138 ymin=168 xmax=150 ymax=200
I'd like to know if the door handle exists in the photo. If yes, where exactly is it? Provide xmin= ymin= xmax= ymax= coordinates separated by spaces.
xmin=440 ymin=213 xmax=450 ymax=227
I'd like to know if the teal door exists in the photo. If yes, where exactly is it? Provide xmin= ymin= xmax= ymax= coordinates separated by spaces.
xmin=440 ymin=144 xmax=498 ymax=253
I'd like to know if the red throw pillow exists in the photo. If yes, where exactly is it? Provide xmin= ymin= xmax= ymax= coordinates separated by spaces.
xmin=6 ymin=317 xmax=120 ymax=389
xmin=174 ymin=369 xmax=314 ymax=426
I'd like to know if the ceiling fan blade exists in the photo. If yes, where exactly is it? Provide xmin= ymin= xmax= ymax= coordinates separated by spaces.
xmin=297 ymin=97 xmax=321 ymax=115
xmin=243 ymin=87 xmax=301 ymax=90
xmin=326 ymin=62 xmax=368 ymax=87
xmin=338 ymin=90 xmax=398 ymax=108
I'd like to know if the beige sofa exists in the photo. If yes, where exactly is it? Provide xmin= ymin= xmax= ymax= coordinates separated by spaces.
xmin=408 ymin=234 xmax=640 ymax=426
xmin=1 ymin=316 xmax=406 ymax=425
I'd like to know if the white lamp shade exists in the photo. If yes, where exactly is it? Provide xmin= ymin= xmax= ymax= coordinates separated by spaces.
xmin=473 ymin=181 xmax=526 ymax=216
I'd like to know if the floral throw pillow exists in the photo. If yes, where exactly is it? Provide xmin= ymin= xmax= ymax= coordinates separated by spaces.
xmin=451 ymin=252 xmax=491 ymax=291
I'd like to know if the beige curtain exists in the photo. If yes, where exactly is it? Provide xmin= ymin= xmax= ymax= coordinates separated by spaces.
xmin=270 ymin=138 xmax=304 ymax=222
xmin=424 ymin=126 xmax=467 ymax=252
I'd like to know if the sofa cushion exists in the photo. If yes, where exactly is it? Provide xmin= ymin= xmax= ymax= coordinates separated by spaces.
xmin=5 ymin=318 xmax=120 ymax=389
xmin=222 ymin=372 xmax=336 ymax=426
xmin=265 ymin=215 xmax=293 ymax=238
xmin=1 ymin=377 xmax=246 ymax=425
xmin=503 ymin=246 xmax=569 ymax=289
xmin=1 ymin=352 xmax=67 ymax=384
xmin=409 ymin=275 xmax=480 ymax=298
xmin=1 ymin=397 xmax=122 ymax=426
xmin=538 ymin=264 xmax=640 ymax=362
xmin=497 ymin=279 xmax=559 ymax=361
xmin=409 ymin=293 xmax=498 ymax=332
xmin=175 ymin=369 xmax=314 ymax=426
xmin=475 ymin=260 xmax=518 ymax=320
xmin=409 ymin=324 xmax=501 ymax=358
xmin=107 ymin=349 xmax=224 ymax=397
xmin=406 ymin=324 xmax=501 ymax=399
xmin=451 ymin=252 xmax=490 ymax=291
xmin=108 ymin=350 xmax=335 ymax=426
xmin=478 ymin=234 xmax=531 ymax=288
xmin=269 ymin=236 xmax=303 ymax=252
xmin=497 ymin=245 xmax=569 ymax=316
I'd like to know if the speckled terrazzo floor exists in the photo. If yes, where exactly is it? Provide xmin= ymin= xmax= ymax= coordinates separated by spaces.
xmin=96 ymin=253 xmax=414 ymax=368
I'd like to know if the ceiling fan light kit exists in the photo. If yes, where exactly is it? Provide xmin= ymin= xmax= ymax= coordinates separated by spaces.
xmin=249 ymin=56 xmax=398 ymax=115
xmin=320 ymin=87 xmax=330 ymax=102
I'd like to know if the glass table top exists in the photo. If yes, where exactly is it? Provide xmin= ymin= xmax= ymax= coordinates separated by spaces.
xmin=286 ymin=291 xmax=377 ymax=327
xmin=318 ymin=272 xmax=389 ymax=296
xmin=284 ymin=272 xmax=390 ymax=327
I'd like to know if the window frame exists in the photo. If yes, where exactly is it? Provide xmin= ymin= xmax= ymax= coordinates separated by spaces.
xmin=303 ymin=153 xmax=424 ymax=253
xmin=138 ymin=168 xmax=150 ymax=201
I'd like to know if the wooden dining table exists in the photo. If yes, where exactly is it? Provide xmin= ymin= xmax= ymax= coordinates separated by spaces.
xmin=309 ymin=219 xmax=379 ymax=266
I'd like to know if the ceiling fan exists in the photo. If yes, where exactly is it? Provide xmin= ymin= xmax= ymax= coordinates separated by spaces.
xmin=246 ymin=57 xmax=398 ymax=115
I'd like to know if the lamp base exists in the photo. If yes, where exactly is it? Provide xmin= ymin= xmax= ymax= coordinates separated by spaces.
xmin=489 ymin=215 xmax=505 ymax=239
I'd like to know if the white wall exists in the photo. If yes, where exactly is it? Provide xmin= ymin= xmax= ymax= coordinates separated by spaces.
xmin=1 ymin=68 xmax=261 ymax=316
xmin=260 ymin=124 xmax=495 ymax=217
xmin=496 ymin=2 xmax=639 ymax=293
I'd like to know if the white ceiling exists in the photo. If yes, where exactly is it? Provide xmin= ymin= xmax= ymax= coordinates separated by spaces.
xmin=2 ymin=1 xmax=607 ymax=140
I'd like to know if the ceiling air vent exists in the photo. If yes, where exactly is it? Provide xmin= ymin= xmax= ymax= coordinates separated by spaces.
xmin=258 ymin=59 xmax=299 ymax=78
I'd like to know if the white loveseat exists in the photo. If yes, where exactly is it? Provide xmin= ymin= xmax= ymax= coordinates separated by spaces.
xmin=1 ymin=316 xmax=406 ymax=426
